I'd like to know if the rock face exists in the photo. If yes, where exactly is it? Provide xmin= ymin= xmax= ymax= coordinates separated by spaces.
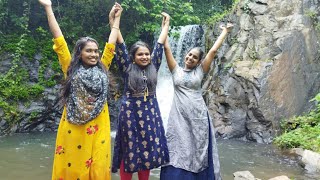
xmin=268 ymin=176 xmax=291 ymax=180
xmin=291 ymin=148 xmax=320 ymax=173
xmin=301 ymin=150 xmax=320 ymax=173
xmin=203 ymin=0 xmax=320 ymax=143
xmin=233 ymin=171 xmax=256 ymax=180
xmin=0 ymin=54 xmax=61 ymax=136
xmin=233 ymin=171 xmax=291 ymax=180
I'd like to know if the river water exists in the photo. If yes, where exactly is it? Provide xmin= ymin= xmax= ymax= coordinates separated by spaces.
xmin=0 ymin=132 xmax=317 ymax=180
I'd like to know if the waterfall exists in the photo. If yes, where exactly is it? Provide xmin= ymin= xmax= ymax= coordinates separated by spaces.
xmin=156 ymin=25 xmax=205 ymax=130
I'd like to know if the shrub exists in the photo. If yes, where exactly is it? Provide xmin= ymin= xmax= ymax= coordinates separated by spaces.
xmin=274 ymin=93 xmax=320 ymax=153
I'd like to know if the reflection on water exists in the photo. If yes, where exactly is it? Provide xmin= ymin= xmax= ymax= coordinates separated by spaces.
xmin=0 ymin=132 xmax=317 ymax=180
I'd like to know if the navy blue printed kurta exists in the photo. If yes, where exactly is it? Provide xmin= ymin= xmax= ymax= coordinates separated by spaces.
xmin=112 ymin=42 xmax=169 ymax=173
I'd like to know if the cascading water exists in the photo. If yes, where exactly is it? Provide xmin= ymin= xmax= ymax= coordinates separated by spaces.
xmin=156 ymin=25 xmax=205 ymax=130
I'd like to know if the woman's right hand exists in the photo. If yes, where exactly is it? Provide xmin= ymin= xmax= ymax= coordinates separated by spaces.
xmin=38 ymin=0 xmax=62 ymax=38
xmin=157 ymin=12 xmax=170 ymax=44
xmin=161 ymin=12 xmax=170 ymax=28
xmin=38 ymin=0 xmax=52 ymax=7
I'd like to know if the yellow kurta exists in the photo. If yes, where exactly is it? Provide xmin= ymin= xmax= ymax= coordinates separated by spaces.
xmin=51 ymin=36 xmax=115 ymax=180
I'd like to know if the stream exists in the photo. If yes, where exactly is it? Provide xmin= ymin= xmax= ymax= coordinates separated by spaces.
xmin=0 ymin=132 xmax=317 ymax=180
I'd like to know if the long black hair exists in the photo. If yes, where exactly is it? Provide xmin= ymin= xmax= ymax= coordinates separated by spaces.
xmin=127 ymin=41 xmax=158 ymax=93
xmin=60 ymin=37 xmax=107 ymax=104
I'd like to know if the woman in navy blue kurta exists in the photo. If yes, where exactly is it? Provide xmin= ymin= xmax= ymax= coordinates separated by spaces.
xmin=112 ymin=42 xmax=169 ymax=172
xmin=110 ymin=7 xmax=171 ymax=180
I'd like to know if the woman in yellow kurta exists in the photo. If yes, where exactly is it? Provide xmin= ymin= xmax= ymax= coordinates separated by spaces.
xmin=38 ymin=1 xmax=122 ymax=179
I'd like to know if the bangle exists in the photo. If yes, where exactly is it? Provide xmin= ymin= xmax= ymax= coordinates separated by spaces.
xmin=112 ymin=26 xmax=120 ymax=30
xmin=47 ymin=12 xmax=54 ymax=17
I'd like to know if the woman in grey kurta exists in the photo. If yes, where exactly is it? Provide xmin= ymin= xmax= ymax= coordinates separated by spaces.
xmin=160 ymin=23 xmax=233 ymax=180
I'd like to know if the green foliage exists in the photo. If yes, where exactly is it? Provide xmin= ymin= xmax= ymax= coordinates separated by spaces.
xmin=274 ymin=126 xmax=320 ymax=152
xmin=242 ymin=0 xmax=252 ymax=14
xmin=305 ymin=9 xmax=318 ymax=21
xmin=0 ymin=0 xmax=9 ymax=31
xmin=207 ymin=10 xmax=230 ymax=26
xmin=0 ymin=0 xmax=237 ymax=126
xmin=274 ymin=93 xmax=320 ymax=153
xmin=0 ymin=1 xmax=60 ymax=125
xmin=223 ymin=62 xmax=234 ymax=71
xmin=315 ymin=23 xmax=320 ymax=34
xmin=206 ymin=0 xmax=239 ymax=28
xmin=311 ymin=93 xmax=320 ymax=102
xmin=116 ymin=0 xmax=236 ymax=45
xmin=29 ymin=111 xmax=41 ymax=123
xmin=1 ymin=0 xmax=236 ymax=46
xmin=0 ymin=97 xmax=20 ymax=125
xmin=119 ymin=0 xmax=200 ymax=45
xmin=194 ymin=0 xmax=234 ymax=22
xmin=304 ymin=9 xmax=320 ymax=36
xmin=0 ymin=34 xmax=20 ymax=53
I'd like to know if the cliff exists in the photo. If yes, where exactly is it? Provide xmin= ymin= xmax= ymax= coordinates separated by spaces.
xmin=203 ymin=0 xmax=320 ymax=143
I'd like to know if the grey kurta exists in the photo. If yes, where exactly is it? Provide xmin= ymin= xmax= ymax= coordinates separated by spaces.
xmin=165 ymin=65 xmax=221 ymax=179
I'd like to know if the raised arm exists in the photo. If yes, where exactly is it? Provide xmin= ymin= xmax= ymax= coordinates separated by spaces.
xmin=109 ymin=2 xmax=124 ymax=44
xmin=100 ymin=4 xmax=123 ymax=70
xmin=115 ymin=22 xmax=124 ymax=44
xmin=108 ymin=3 xmax=123 ymax=44
xmin=38 ymin=0 xmax=62 ymax=38
xmin=164 ymin=37 xmax=177 ymax=72
xmin=157 ymin=12 xmax=170 ymax=44
xmin=201 ymin=23 xmax=233 ymax=73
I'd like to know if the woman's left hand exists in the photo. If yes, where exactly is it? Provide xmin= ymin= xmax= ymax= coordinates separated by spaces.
xmin=114 ymin=2 xmax=123 ymax=18
xmin=220 ymin=23 xmax=234 ymax=32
